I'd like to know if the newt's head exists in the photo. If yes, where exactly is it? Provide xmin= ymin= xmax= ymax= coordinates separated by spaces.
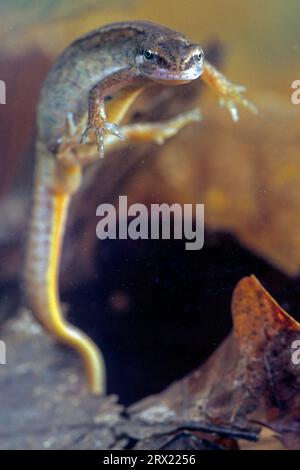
xmin=136 ymin=24 xmax=204 ymax=84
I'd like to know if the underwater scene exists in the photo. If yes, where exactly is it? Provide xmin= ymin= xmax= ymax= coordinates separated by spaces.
xmin=0 ymin=0 xmax=300 ymax=454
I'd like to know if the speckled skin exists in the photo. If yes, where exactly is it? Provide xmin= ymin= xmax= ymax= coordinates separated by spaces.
xmin=37 ymin=21 xmax=203 ymax=153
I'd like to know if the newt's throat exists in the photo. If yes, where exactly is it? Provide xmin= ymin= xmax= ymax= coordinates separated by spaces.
xmin=152 ymin=78 xmax=192 ymax=86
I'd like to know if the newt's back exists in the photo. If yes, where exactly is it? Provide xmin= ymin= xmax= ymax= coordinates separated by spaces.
xmin=37 ymin=24 xmax=140 ymax=152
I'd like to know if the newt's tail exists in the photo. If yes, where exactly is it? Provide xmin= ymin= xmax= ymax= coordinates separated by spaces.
xmin=23 ymin=142 xmax=105 ymax=394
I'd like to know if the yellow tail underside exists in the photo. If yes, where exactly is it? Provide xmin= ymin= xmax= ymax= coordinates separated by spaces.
xmin=46 ymin=191 xmax=105 ymax=394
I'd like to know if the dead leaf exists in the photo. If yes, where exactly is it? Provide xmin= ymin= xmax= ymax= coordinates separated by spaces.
xmin=125 ymin=275 xmax=300 ymax=449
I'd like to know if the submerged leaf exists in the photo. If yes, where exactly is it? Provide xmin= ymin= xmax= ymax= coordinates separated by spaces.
xmin=126 ymin=276 xmax=300 ymax=449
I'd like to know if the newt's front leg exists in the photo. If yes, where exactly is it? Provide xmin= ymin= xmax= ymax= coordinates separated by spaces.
xmin=80 ymin=69 xmax=144 ymax=158
xmin=80 ymin=86 xmax=125 ymax=158
xmin=202 ymin=61 xmax=257 ymax=121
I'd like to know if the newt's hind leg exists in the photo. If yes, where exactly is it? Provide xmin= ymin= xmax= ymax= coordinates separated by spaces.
xmin=58 ymin=108 xmax=202 ymax=166
xmin=115 ymin=108 xmax=202 ymax=146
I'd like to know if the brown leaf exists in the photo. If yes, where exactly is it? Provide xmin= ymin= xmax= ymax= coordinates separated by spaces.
xmin=233 ymin=276 xmax=300 ymax=449
xmin=125 ymin=276 xmax=300 ymax=449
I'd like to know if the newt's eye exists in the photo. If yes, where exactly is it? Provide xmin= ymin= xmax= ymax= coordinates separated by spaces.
xmin=195 ymin=50 xmax=204 ymax=63
xmin=144 ymin=50 xmax=155 ymax=60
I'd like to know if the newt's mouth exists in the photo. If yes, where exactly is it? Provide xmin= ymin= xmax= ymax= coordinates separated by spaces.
xmin=144 ymin=65 xmax=203 ymax=85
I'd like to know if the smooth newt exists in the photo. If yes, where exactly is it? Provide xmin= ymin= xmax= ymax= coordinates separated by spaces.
xmin=23 ymin=21 xmax=256 ymax=395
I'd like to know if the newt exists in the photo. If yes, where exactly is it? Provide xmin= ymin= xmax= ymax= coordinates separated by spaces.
xmin=23 ymin=21 xmax=256 ymax=395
